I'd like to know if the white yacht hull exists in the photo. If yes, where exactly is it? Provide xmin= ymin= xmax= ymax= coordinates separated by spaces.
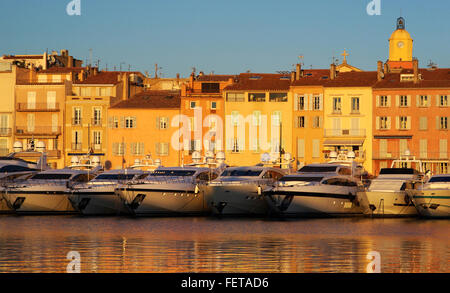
xmin=4 ymin=188 xmax=77 ymax=214
xmin=356 ymin=191 xmax=417 ymax=217
xmin=265 ymin=185 xmax=361 ymax=217
xmin=205 ymin=184 xmax=270 ymax=216
xmin=407 ymin=189 xmax=450 ymax=218
xmin=69 ymin=188 xmax=130 ymax=216
xmin=116 ymin=183 xmax=210 ymax=216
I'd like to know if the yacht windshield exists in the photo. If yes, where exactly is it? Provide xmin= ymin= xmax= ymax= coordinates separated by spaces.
xmin=379 ymin=168 xmax=416 ymax=175
xmin=428 ymin=176 xmax=450 ymax=183
xmin=280 ymin=176 xmax=323 ymax=182
xmin=31 ymin=173 xmax=73 ymax=180
xmin=299 ymin=166 xmax=338 ymax=173
xmin=221 ymin=169 xmax=263 ymax=177
xmin=94 ymin=174 xmax=137 ymax=180
xmin=150 ymin=170 xmax=196 ymax=177
xmin=0 ymin=165 xmax=35 ymax=173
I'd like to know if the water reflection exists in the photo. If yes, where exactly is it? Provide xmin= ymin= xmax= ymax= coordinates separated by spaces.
xmin=0 ymin=216 xmax=448 ymax=273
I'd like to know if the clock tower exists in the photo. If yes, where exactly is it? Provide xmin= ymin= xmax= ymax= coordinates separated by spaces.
xmin=388 ymin=17 xmax=414 ymax=69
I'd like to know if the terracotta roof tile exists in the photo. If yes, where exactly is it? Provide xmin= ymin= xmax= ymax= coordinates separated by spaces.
xmin=324 ymin=71 xmax=378 ymax=87
xmin=110 ymin=90 xmax=181 ymax=109
xmin=374 ymin=68 xmax=450 ymax=89
xmin=2 ymin=55 xmax=43 ymax=60
xmin=196 ymin=75 xmax=235 ymax=82
xmin=38 ymin=67 xmax=85 ymax=74
xmin=291 ymin=69 xmax=331 ymax=86
xmin=74 ymin=71 xmax=141 ymax=85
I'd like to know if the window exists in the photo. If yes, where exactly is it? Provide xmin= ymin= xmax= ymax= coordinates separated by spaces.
xmin=157 ymin=117 xmax=169 ymax=129
xmin=93 ymin=131 xmax=101 ymax=150
xmin=439 ymin=95 xmax=448 ymax=107
xmin=189 ymin=101 xmax=197 ymax=109
xmin=400 ymin=95 xmax=408 ymax=107
xmin=269 ymin=93 xmax=288 ymax=102
xmin=379 ymin=95 xmax=388 ymax=107
xmin=379 ymin=116 xmax=388 ymax=130
xmin=93 ymin=107 xmax=101 ymax=125
xmin=272 ymin=111 xmax=282 ymax=126
xmin=379 ymin=139 xmax=387 ymax=158
xmin=419 ymin=117 xmax=428 ymax=130
xmin=419 ymin=139 xmax=427 ymax=158
xmin=313 ymin=96 xmax=321 ymax=110
xmin=27 ymin=92 xmax=36 ymax=110
xmin=351 ymin=97 xmax=360 ymax=113
xmin=131 ymin=142 xmax=145 ymax=155
xmin=399 ymin=116 xmax=409 ymax=130
xmin=125 ymin=117 xmax=136 ymax=128
xmin=38 ymin=75 xmax=47 ymax=83
xmin=297 ymin=139 xmax=305 ymax=158
xmin=440 ymin=139 xmax=448 ymax=159
xmin=439 ymin=117 xmax=448 ymax=130
xmin=231 ymin=111 xmax=240 ymax=126
xmin=439 ymin=163 xmax=448 ymax=174
xmin=312 ymin=116 xmax=321 ymax=128
xmin=47 ymin=91 xmax=56 ymax=109
xmin=210 ymin=101 xmax=217 ymax=110
xmin=52 ymin=75 xmax=61 ymax=83
xmin=0 ymin=115 xmax=8 ymax=135
xmin=232 ymin=138 xmax=240 ymax=153
xmin=297 ymin=116 xmax=305 ymax=128
xmin=333 ymin=97 xmax=341 ymax=113
xmin=312 ymin=139 xmax=320 ymax=158
xmin=73 ymin=107 xmax=82 ymax=125
xmin=248 ymin=93 xmax=266 ymax=102
xmin=418 ymin=95 xmax=429 ymax=107
xmin=113 ymin=142 xmax=126 ymax=156
xmin=201 ymin=83 xmax=220 ymax=93
xmin=226 ymin=93 xmax=244 ymax=102
xmin=252 ymin=111 xmax=261 ymax=126
xmin=72 ymin=131 xmax=82 ymax=150
xmin=298 ymin=95 xmax=305 ymax=110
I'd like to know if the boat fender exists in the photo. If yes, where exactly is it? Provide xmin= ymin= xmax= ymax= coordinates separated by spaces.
xmin=194 ymin=185 xmax=199 ymax=194
xmin=257 ymin=186 xmax=262 ymax=196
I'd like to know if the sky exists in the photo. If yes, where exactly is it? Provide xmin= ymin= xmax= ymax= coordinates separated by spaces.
xmin=1 ymin=0 xmax=449 ymax=77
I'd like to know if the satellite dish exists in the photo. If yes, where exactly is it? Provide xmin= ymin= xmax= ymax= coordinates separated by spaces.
xmin=71 ymin=156 xmax=79 ymax=165
xmin=329 ymin=151 xmax=338 ymax=159
xmin=35 ymin=141 xmax=46 ymax=153
xmin=347 ymin=151 xmax=356 ymax=159
xmin=13 ymin=141 xmax=23 ymax=152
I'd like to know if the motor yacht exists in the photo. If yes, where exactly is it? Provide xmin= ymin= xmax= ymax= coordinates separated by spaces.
xmin=69 ymin=169 xmax=147 ymax=215
xmin=406 ymin=174 xmax=450 ymax=218
xmin=356 ymin=155 xmax=424 ymax=217
xmin=205 ymin=165 xmax=286 ymax=216
xmin=264 ymin=161 xmax=363 ymax=217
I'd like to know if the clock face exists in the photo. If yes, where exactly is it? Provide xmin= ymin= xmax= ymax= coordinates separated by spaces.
xmin=397 ymin=41 xmax=404 ymax=48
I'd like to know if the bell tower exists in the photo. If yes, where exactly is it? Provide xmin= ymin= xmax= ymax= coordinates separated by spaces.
xmin=388 ymin=17 xmax=414 ymax=69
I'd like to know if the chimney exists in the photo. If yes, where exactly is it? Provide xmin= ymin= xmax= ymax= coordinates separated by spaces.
xmin=93 ymin=67 xmax=98 ymax=76
xmin=384 ymin=62 xmax=389 ymax=74
xmin=80 ymin=69 xmax=85 ymax=82
xmin=176 ymin=73 xmax=180 ymax=81
xmin=189 ymin=72 xmax=195 ymax=89
xmin=122 ymin=73 xmax=129 ymax=99
xmin=117 ymin=73 xmax=122 ymax=82
xmin=28 ymin=64 xmax=34 ymax=83
xmin=295 ymin=63 xmax=301 ymax=80
xmin=290 ymin=71 xmax=295 ymax=82
xmin=413 ymin=59 xmax=419 ymax=84
xmin=330 ymin=63 xmax=336 ymax=80
xmin=377 ymin=61 xmax=384 ymax=81
xmin=67 ymin=55 xmax=73 ymax=68
xmin=199 ymin=71 xmax=204 ymax=77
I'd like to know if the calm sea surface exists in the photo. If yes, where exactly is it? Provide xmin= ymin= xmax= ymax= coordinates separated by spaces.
xmin=0 ymin=215 xmax=448 ymax=273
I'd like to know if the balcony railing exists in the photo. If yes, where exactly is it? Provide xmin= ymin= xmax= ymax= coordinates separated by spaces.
xmin=373 ymin=151 xmax=449 ymax=160
xmin=0 ymin=148 xmax=9 ymax=156
xmin=324 ymin=129 xmax=366 ymax=137
xmin=16 ymin=103 xmax=60 ymax=112
xmin=91 ymin=144 xmax=102 ymax=151
xmin=0 ymin=128 xmax=12 ymax=136
xmin=15 ymin=126 xmax=62 ymax=136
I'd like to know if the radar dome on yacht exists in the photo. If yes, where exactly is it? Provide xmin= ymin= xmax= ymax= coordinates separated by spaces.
xmin=134 ymin=158 xmax=141 ymax=166
xmin=329 ymin=151 xmax=338 ymax=159
xmin=154 ymin=158 xmax=162 ymax=167
xmin=71 ymin=156 xmax=79 ymax=165
xmin=261 ymin=152 xmax=271 ymax=163
xmin=13 ymin=141 xmax=23 ymax=152
xmin=35 ymin=141 xmax=46 ymax=152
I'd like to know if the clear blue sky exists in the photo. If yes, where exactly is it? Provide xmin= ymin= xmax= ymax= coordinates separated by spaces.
xmin=1 ymin=0 xmax=449 ymax=77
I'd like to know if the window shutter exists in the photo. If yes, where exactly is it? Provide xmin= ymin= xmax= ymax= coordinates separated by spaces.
xmin=407 ymin=95 xmax=411 ymax=107
xmin=156 ymin=117 xmax=160 ymax=129
xmin=387 ymin=117 xmax=392 ymax=129
xmin=395 ymin=116 xmax=399 ymax=129
xmin=427 ymin=95 xmax=431 ymax=107
xmin=155 ymin=143 xmax=160 ymax=155
xmin=387 ymin=95 xmax=392 ymax=107
xmin=396 ymin=95 xmax=400 ymax=107
xmin=319 ymin=94 xmax=323 ymax=111
xmin=436 ymin=116 xmax=440 ymax=130
xmin=297 ymin=139 xmax=305 ymax=158
xmin=120 ymin=117 xmax=125 ymax=128
xmin=294 ymin=117 xmax=298 ymax=128
xmin=108 ymin=117 xmax=113 ymax=128
xmin=309 ymin=94 xmax=313 ymax=110
xmin=376 ymin=117 xmax=380 ymax=130
xmin=132 ymin=116 xmax=137 ymax=128
xmin=376 ymin=96 xmax=380 ymax=107
xmin=406 ymin=116 xmax=411 ymax=130
xmin=416 ymin=95 xmax=420 ymax=107
xmin=319 ymin=116 xmax=323 ymax=128
xmin=436 ymin=95 xmax=440 ymax=107
xmin=294 ymin=94 xmax=298 ymax=111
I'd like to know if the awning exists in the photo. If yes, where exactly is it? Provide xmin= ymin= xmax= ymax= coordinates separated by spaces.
xmin=323 ymin=139 xmax=364 ymax=146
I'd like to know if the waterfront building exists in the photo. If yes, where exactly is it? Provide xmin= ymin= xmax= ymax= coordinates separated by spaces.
xmin=106 ymin=90 xmax=181 ymax=169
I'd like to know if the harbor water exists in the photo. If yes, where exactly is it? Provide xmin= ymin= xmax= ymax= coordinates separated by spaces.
xmin=0 ymin=215 xmax=448 ymax=273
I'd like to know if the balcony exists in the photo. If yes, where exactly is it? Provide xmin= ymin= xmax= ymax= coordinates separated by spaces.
xmin=16 ymin=103 xmax=60 ymax=112
xmin=47 ymin=150 xmax=62 ymax=159
xmin=0 ymin=128 xmax=12 ymax=136
xmin=91 ymin=144 xmax=102 ymax=151
xmin=15 ymin=126 xmax=62 ymax=136
xmin=324 ymin=129 xmax=366 ymax=137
